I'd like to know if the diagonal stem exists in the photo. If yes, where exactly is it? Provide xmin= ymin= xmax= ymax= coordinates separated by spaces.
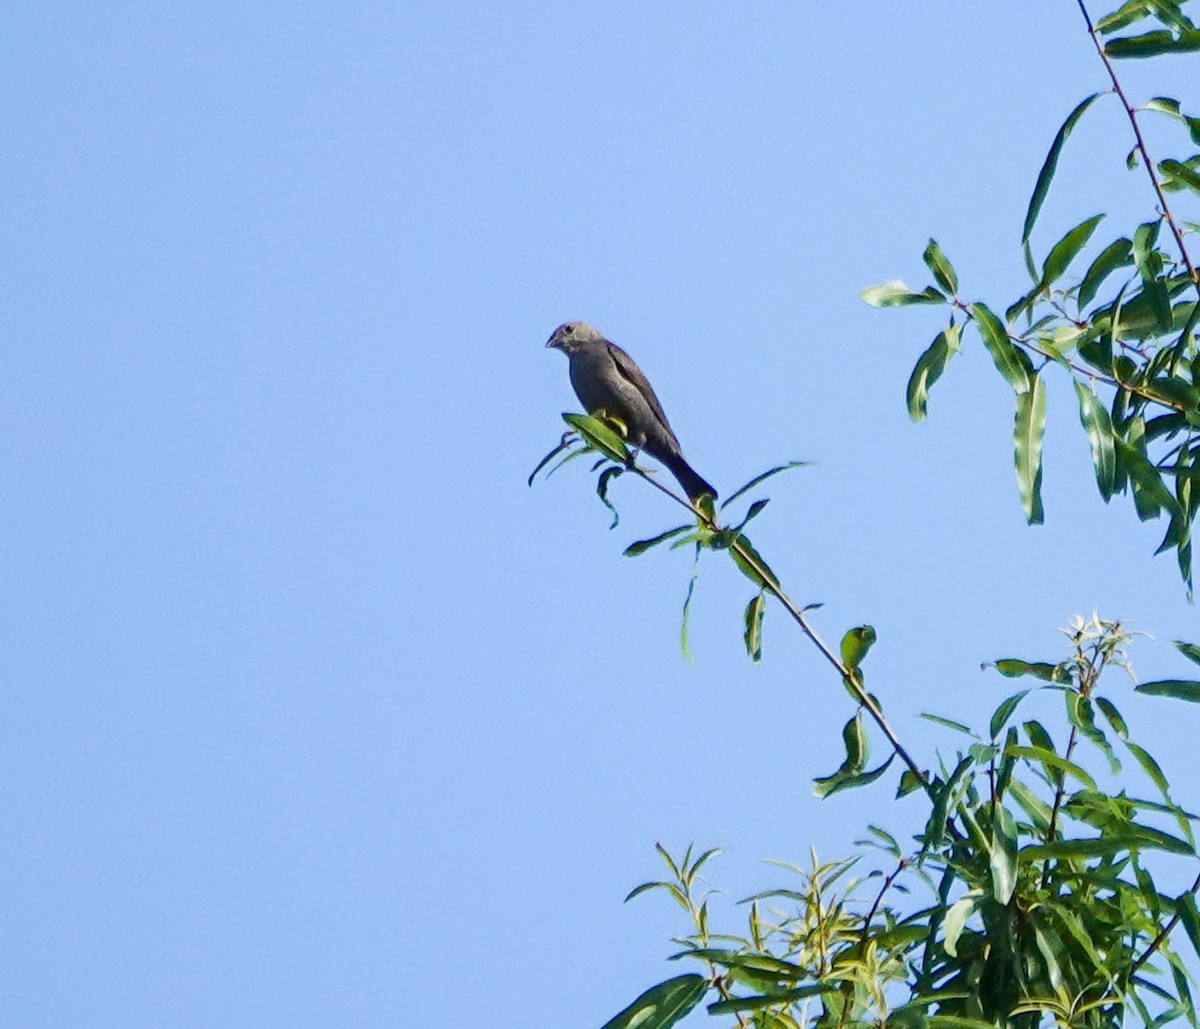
xmin=634 ymin=466 xmax=931 ymax=795
xmin=1075 ymin=0 xmax=1200 ymax=297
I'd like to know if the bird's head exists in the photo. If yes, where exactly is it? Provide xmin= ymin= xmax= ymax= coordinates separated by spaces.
xmin=546 ymin=321 xmax=603 ymax=352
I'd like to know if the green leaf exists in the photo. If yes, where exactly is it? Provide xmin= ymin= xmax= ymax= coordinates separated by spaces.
xmin=992 ymin=659 xmax=1066 ymax=682
xmin=528 ymin=435 xmax=577 ymax=486
xmin=1126 ymin=740 xmax=1172 ymax=796
xmin=563 ymin=412 xmax=630 ymax=464
xmin=840 ymin=625 xmax=877 ymax=670
xmin=861 ymin=280 xmax=946 ymax=307
xmin=624 ymin=524 xmax=694 ymax=557
xmin=1161 ymin=157 xmax=1200 ymax=195
xmin=1136 ymin=679 xmax=1200 ymax=701
xmin=598 ymin=974 xmax=708 ymax=1029
xmin=743 ymin=592 xmax=766 ymax=663
xmin=729 ymin=535 xmax=781 ymax=590
xmin=597 ymin=466 xmax=624 ymax=528
xmin=1041 ymin=213 xmax=1105 ymax=286
xmin=1074 ymin=381 xmax=1118 ymax=501
xmin=897 ymin=769 xmax=924 ymax=798
xmin=737 ymin=498 xmax=770 ymax=528
xmin=1023 ymin=93 xmax=1103 ymax=242
xmin=972 ymin=302 xmax=1032 ymax=393
xmin=990 ymin=805 xmax=1019 ymax=904
xmin=813 ymin=713 xmax=872 ymax=797
xmin=720 ymin=461 xmax=810 ymax=511
xmin=812 ymin=755 xmax=894 ymax=798
xmin=706 ymin=984 xmax=832 ymax=1015
xmin=1175 ymin=640 xmax=1200 ymax=667
xmin=990 ymin=690 xmax=1032 ymax=740
xmin=923 ymin=239 xmax=959 ymax=294
xmin=906 ymin=324 xmax=962 ymax=422
xmin=942 ymin=890 xmax=982 ymax=957
xmin=1177 ymin=893 xmax=1200 ymax=964
xmin=1118 ymin=437 xmax=1178 ymax=521
xmin=1096 ymin=696 xmax=1129 ymax=738
xmin=1145 ymin=96 xmax=1183 ymax=117
xmin=1015 ymin=371 xmax=1047 ymax=524
xmin=920 ymin=712 xmax=972 ymax=734
xmin=1006 ymin=744 xmax=1098 ymax=789
xmin=1106 ymin=29 xmax=1200 ymax=57
xmin=1078 ymin=237 xmax=1134 ymax=309
xmin=679 ymin=555 xmax=700 ymax=663
xmin=1097 ymin=0 xmax=1154 ymax=33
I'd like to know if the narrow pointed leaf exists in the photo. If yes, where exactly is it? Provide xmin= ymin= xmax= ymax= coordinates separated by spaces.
xmin=1174 ymin=640 xmax=1200 ymax=667
xmin=624 ymin=524 xmax=694 ymax=557
xmin=528 ymin=436 xmax=576 ymax=486
xmin=972 ymin=303 xmax=1032 ymax=392
xmin=598 ymin=974 xmax=708 ymax=1029
xmin=1041 ymin=214 xmax=1105 ymax=286
xmin=1161 ymin=158 xmax=1200 ymax=195
xmin=1015 ymin=371 xmax=1047 ymax=524
xmin=1136 ymin=679 xmax=1200 ymax=701
xmin=743 ymin=592 xmax=766 ymax=663
xmin=1106 ymin=30 xmax=1200 ymax=58
xmin=563 ymin=412 xmax=629 ymax=464
xmin=862 ymin=280 xmax=946 ymax=307
xmin=990 ymin=690 xmax=1032 ymax=740
xmin=907 ymin=325 xmax=961 ymax=421
xmin=1078 ymin=237 xmax=1134 ymax=309
xmin=923 ymin=239 xmax=959 ymax=294
xmin=1075 ymin=381 xmax=1118 ymax=500
xmin=990 ymin=805 xmax=1019 ymax=904
xmin=720 ymin=461 xmax=810 ymax=510
xmin=1023 ymin=93 xmax=1102 ymax=242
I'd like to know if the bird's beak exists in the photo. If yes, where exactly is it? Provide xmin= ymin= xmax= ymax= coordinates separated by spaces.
xmin=545 ymin=334 xmax=560 ymax=349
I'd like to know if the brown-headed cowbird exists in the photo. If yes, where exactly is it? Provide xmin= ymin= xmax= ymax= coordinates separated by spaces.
xmin=546 ymin=321 xmax=717 ymax=501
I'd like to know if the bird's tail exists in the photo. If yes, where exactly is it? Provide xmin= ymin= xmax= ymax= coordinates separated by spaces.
xmin=663 ymin=453 xmax=718 ymax=502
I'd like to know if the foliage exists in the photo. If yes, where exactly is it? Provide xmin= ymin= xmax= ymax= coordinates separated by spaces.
xmin=531 ymin=3 xmax=1200 ymax=1028
xmin=863 ymin=1 xmax=1200 ymax=593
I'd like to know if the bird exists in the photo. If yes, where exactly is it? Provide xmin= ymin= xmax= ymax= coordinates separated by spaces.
xmin=546 ymin=321 xmax=717 ymax=501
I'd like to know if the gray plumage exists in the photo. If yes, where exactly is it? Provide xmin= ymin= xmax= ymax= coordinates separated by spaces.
xmin=546 ymin=321 xmax=717 ymax=501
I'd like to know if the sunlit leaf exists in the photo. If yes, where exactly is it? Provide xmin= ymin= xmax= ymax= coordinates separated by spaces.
xmin=942 ymin=891 xmax=982 ymax=957
xmin=1015 ymin=372 xmax=1047 ymax=524
xmin=840 ymin=625 xmax=877 ymax=670
xmin=990 ymin=805 xmax=1019 ymax=904
xmin=598 ymin=974 xmax=708 ymax=1029
xmin=563 ymin=412 xmax=629 ymax=464
xmin=907 ymin=325 xmax=962 ymax=422
xmin=861 ymin=280 xmax=947 ymax=307
xmin=743 ymin=592 xmax=766 ymax=663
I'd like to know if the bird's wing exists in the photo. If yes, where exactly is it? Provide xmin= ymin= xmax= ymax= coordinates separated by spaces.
xmin=604 ymin=342 xmax=678 ymax=446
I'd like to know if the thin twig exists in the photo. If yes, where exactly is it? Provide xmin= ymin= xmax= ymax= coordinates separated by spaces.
xmin=636 ymin=466 xmax=931 ymax=794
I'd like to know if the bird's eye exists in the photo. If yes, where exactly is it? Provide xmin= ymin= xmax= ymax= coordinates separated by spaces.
xmin=563 ymin=324 xmax=574 ymax=334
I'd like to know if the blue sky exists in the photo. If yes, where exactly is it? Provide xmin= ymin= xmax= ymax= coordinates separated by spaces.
xmin=4 ymin=2 xmax=1200 ymax=1026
